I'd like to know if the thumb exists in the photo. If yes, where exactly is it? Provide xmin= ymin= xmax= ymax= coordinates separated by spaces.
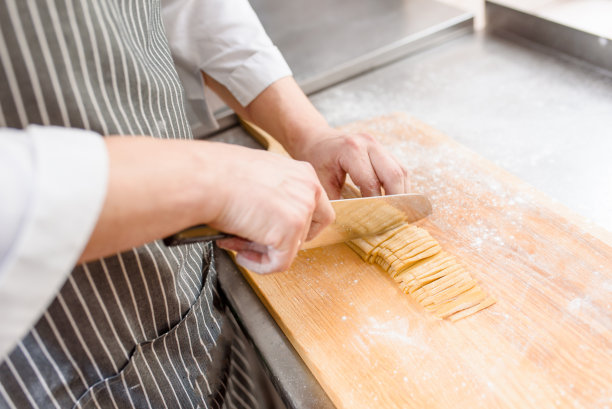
xmin=318 ymin=171 xmax=345 ymax=200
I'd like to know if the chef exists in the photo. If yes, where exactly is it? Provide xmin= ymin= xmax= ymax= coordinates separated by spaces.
xmin=0 ymin=0 xmax=408 ymax=407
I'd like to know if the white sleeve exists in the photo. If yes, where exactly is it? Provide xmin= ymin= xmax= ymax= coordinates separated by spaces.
xmin=0 ymin=126 xmax=108 ymax=360
xmin=161 ymin=0 xmax=293 ymax=129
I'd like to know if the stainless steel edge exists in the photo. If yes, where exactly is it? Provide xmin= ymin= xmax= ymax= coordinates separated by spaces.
xmin=215 ymin=246 xmax=336 ymax=409
xmin=299 ymin=14 xmax=474 ymax=95
xmin=486 ymin=1 xmax=612 ymax=73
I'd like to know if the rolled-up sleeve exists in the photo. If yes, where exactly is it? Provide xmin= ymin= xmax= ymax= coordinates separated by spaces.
xmin=0 ymin=126 xmax=108 ymax=359
xmin=161 ymin=0 xmax=292 ymax=128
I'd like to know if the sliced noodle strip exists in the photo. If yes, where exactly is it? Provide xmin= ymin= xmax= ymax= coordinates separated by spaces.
xmin=349 ymin=224 xmax=495 ymax=321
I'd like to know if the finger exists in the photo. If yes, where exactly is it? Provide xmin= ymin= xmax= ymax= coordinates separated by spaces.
xmin=218 ymin=237 xmax=295 ymax=274
xmin=318 ymin=172 xmax=345 ymax=200
xmin=385 ymin=152 xmax=412 ymax=192
xmin=235 ymin=246 xmax=293 ymax=274
xmin=260 ymin=207 xmax=307 ymax=271
xmin=404 ymin=166 xmax=412 ymax=192
xmin=317 ymin=163 xmax=347 ymax=200
xmin=299 ymin=206 xmax=314 ymax=248
xmin=388 ymin=151 xmax=411 ymax=193
xmin=368 ymin=144 xmax=408 ymax=195
xmin=306 ymin=185 xmax=335 ymax=241
xmin=216 ymin=237 xmax=269 ymax=271
xmin=340 ymin=148 xmax=381 ymax=197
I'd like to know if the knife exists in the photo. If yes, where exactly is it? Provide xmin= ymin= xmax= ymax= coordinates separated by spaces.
xmin=163 ymin=193 xmax=432 ymax=249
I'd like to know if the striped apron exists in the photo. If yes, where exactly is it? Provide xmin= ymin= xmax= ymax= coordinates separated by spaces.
xmin=0 ymin=1 xmax=265 ymax=407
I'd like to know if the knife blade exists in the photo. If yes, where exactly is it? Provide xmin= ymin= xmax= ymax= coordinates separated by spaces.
xmin=163 ymin=193 xmax=432 ymax=249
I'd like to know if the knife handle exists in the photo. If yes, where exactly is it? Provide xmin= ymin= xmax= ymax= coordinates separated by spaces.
xmin=163 ymin=225 xmax=234 ymax=247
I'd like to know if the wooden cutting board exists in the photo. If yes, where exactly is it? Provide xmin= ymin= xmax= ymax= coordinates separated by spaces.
xmin=240 ymin=113 xmax=612 ymax=409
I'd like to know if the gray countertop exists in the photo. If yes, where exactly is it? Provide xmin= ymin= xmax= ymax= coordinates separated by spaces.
xmin=250 ymin=0 xmax=472 ymax=94
xmin=213 ymin=25 xmax=612 ymax=409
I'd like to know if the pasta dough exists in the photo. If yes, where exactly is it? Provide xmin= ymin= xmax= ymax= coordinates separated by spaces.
xmin=348 ymin=224 xmax=495 ymax=321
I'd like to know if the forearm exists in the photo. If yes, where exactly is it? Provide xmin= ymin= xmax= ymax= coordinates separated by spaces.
xmin=204 ymin=71 xmax=409 ymax=199
xmin=80 ymin=135 xmax=333 ymax=274
xmin=203 ymin=73 xmax=329 ymax=158
xmin=80 ymin=137 xmax=223 ymax=262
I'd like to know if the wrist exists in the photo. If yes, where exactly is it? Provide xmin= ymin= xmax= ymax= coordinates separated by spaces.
xmin=241 ymin=76 xmax=334 ymax=158
xmin=277 ymin=120 xmax=331 ymax=157
xmin=189 ymin=141 xmax=233 ymax=225
xmin=283 ymin=124 xmax=340 ymax=161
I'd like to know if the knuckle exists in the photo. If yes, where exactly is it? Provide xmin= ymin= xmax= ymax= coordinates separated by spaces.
xmin=308 ymin=168 xmax=320 ymax=183
xmin=304 ymin=196 xmax=317 ymax=213
xmin=287 ymin=212 xmax=304 ymax=231
xmin=344 ymin=137 xmax=360 ymax=151
xmin=389 ymin=165 xmax=404 ymax=181
xmin=360 ymin=132 xmax=376 ymax=143
xmin=266 ymin=212 xmax=305 ymax=247
xmin=298 ymin=161 xmax=319 ymax=180
xmin=298 ymin=160 xmax=315 ymax=173
xmin=323 ymin=208 xmax=335 ymax=224
xmin=362 ymin=179 xmax=381 ymax=194
xmin=287 ymin=209 xmax=311 ymax=234
xmin=264 ymin=229 xmax=284 ymax=248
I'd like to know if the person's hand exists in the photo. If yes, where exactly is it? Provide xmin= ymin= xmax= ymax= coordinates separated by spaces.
xmin=204 ymin=142 xmax=334 ymax=274
xmin=291 ymin=127 xmax=410 ymax=199
xmin=200 ymin=75 xmax=407 ymax=199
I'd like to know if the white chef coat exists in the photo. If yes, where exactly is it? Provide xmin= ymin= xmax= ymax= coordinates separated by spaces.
xmin=0 ymin=0 xmax=291 ymax=359
xmin=162 ymin=0 xmax=293 ymax=130
xmin=0 ymin=127 xmax=108 ymax=359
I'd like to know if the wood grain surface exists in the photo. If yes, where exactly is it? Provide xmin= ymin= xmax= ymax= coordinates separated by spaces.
xmin=240 ymin=113 xmax=612 ymax=409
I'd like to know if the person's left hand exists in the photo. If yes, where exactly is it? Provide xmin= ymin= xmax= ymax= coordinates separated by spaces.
xmin=292 ymin=127 xmax=410 ymax=199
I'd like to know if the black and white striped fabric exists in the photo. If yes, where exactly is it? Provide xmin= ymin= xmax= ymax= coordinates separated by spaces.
xmin=0 ymin=1 xmax=262 ymax=407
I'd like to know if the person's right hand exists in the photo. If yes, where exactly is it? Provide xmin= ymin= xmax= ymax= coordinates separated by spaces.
xmin=204 ymin=142 xmax=335 ymax=274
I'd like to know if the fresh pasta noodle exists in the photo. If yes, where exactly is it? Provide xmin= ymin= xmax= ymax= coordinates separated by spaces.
xmin=348 ymin=224 xmax=495 ymax=321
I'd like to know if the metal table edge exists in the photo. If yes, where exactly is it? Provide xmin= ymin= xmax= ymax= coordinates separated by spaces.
xmin=485 ymin=0 xmax=612 ymax=74
xmin=215 ymin=246 xmax=336 ymax=409
xmin=299 ymin=12 xmax=474 ymax=94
